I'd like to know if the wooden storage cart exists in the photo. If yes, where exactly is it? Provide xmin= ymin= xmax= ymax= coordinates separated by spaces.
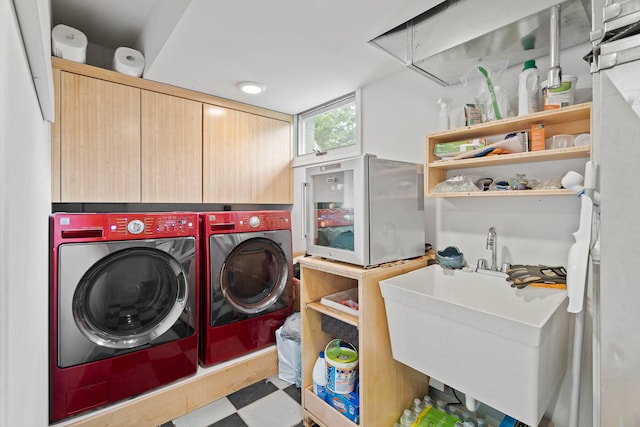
xmin=299 ymin=256 xmax=430 ymax=427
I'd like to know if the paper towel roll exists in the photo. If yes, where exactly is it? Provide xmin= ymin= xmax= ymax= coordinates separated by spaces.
xmin=113 ymin=47 xmax=145 ymax=77
xmin=52 ymin=24 xmax=87 ymax=63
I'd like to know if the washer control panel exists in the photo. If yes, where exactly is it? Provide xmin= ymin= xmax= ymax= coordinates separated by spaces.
xmin=53 ymin=212 xmax=198 ymax=243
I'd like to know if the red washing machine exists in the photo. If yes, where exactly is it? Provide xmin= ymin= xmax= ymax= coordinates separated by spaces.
xmin=49 ymin=213 xmax=199 ymax=422
xmin=200 ymin=211 xmax=293 ymax=367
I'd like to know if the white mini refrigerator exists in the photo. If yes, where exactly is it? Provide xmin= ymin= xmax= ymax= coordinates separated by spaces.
xmin=304 ymin=154 xmax=425 ymax=267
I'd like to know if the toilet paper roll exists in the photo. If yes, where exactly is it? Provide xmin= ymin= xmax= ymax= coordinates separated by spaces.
xmin=113 ymin=47 xmax=145 ymax=77
xmin=52 ymin=24 xmax=88 ymax=63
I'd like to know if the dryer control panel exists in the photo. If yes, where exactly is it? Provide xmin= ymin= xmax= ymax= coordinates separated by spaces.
xmin=204 ymin=210 xmax=291 ymax=233
xmin=108 ymin=214 xmax=198 ymax=238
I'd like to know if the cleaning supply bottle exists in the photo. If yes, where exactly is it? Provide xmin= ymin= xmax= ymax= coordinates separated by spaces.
xmin=422 ymin=395 xmax=433 ymax=409
xmin=437 ymin=97 xmax=450 ymax=131
xmin=312 ymin=351 xmax=327 ymax=400
xmin=411 ymin=397 xmax=425 ymax=417
xmin=518 ymin=59 xmax=539 ymax=116
xmin=399 ymin=408 xmax=417 ymax=426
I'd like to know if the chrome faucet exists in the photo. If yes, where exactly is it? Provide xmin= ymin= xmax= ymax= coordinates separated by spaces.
xmin=486 ymin=227 xmax=498 ymax=271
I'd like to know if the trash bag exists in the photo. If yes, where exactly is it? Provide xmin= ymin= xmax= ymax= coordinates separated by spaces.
xmin=461 ymin=60 xmax=511 ymax=122
xmin=280 ymin=311 xmax=301 ymax=342
xmin=433 ymin=175 xmax=482 ymax=193
xmin=276 ymin=325 xmax=301 ymax=387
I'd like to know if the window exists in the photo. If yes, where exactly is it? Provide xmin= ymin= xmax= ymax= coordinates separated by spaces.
xmin=295 ymin=91 xmax=361 ymax=166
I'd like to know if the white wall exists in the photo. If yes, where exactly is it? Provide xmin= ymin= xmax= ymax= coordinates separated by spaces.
xmin=0 ymin=0 xmax=52 ymax=425
xmin=293 ymin=43 xmax=595 ymax=426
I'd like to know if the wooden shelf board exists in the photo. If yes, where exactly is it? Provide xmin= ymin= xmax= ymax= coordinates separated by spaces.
xmin=428 ymin=102 xmax=591 ymax=141
xmin=427 ymin=189 xmax=577 ymax=198
xmin=306 ymin=301 xmax=359 ymax=328
xmin=428 ymin=146 xmax=591 ymax=170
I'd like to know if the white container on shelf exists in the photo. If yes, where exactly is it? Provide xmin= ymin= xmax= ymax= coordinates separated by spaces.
xmin=518 ymin=59 xmax=539 ymax=116
xmin=312 ymin=351 xmax=327 ymax=400
xmin=51 ymin=24 xmax=87 ymax=63
xmin=542 ymin=75 xmax=578 ymax=110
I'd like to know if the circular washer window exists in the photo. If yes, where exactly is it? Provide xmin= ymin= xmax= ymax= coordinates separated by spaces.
xmin=73 ymin=247 xmax=188 ymax=349
xmin=220 ymin=237 xmax=288 ymax=314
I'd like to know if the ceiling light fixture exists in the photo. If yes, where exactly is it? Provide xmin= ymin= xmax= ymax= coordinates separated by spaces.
xmin=238 ymin=81 xmax=266 ymax=94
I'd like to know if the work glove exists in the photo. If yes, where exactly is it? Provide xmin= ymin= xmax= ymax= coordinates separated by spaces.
xmin=506 ymin=265 xmax=567 ymax=289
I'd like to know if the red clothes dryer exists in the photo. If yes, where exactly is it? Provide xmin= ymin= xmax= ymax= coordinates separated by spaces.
xmin=49 ymin=213 xmax=199 ymax=422
xmin=200 ymin=211 xmax=293 ymax=367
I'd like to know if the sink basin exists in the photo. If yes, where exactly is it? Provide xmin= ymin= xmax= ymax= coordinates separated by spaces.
xmin=379 ymin=265 xmax=569 ymax=426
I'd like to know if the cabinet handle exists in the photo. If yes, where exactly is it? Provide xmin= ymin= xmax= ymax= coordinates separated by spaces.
xmin=302 ymin=182 xmax=308 ymax=240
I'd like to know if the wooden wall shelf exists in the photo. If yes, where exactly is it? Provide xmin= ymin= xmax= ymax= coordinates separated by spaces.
xmin=426 ymin=103 xmax=592 ymax=198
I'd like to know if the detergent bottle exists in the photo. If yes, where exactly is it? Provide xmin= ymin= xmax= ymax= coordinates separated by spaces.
xmin=518 ymin=59 xmax=539 ymax=116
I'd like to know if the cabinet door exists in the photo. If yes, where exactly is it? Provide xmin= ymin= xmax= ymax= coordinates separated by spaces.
xmin=51 ymin=68 xmax=61 ymax=202
xmin=141 ymin=91 xmax=202 ymax=202
xmin=60 ymin=72 xmax=141 ymax=202
xmin=202 ymin=105 xmax=293 ymax=204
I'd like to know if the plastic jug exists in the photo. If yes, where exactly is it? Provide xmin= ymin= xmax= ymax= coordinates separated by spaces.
xmin=312 ymin=351 xmax=327 ymax=400
xmin=518 ymin=59 xmax=539 ymax=116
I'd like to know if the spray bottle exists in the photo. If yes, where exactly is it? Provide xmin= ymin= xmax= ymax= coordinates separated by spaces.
xmin=437 ymin=97 xmax=450 ymax=131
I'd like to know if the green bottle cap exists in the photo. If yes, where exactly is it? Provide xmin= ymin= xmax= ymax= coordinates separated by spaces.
xmin=523 ymin=59 xmax=537 ymax=71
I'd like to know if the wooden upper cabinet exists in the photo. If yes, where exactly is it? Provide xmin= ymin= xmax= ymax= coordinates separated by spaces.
xmin=141 ymin=91 xmax=203 ymax=202
xmin=59 ymin=72 xmax=141 ymax=202
xmin=52 ymin=58 xmax=293 ymax=205
xmin=202 ymin=105 xmax=293 ymax=204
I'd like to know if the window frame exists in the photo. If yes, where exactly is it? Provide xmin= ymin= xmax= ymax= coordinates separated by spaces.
xmin=293 ymin=89 xmax=362 ymax=167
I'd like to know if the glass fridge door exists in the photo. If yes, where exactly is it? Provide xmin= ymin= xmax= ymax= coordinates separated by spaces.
xmin=311 ymin=168 xmax=356 ymax=251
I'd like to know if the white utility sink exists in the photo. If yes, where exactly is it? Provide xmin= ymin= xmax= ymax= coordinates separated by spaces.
xmin=379 ymin=265 xmax=569 ymax=427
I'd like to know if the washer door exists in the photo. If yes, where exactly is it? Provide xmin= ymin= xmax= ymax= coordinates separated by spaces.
xmin=72 ymin=247 xmax=188 ymax=349
xmin=219 ymin=237 xmax=289 ymax=314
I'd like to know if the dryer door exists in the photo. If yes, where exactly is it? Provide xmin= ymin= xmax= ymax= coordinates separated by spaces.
xmin=209 ymin=230 xmax=292 ymax=321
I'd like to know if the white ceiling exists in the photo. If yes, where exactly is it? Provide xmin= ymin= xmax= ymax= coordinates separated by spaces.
xmin=51 ymin=0 xmax=439 ymax=114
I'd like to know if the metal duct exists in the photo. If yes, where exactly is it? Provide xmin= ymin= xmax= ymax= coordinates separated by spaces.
xmin=369 ymin=0 xmax=591 ymax=86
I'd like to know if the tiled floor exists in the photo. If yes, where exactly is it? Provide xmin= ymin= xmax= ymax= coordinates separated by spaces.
xmin=162 ymin=375 xmax=303 ymax=427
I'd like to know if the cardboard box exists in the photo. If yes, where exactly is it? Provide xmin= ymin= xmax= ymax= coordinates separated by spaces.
xmin=324 ymin=387 xmax=360 ymax=424
xmin=434 ymin=138 xmax=486 ymax=158
xmin=292 ymin=277 xmax=300 ymax=312
xmin=530 ymin=123 xmax=545 ymax=151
